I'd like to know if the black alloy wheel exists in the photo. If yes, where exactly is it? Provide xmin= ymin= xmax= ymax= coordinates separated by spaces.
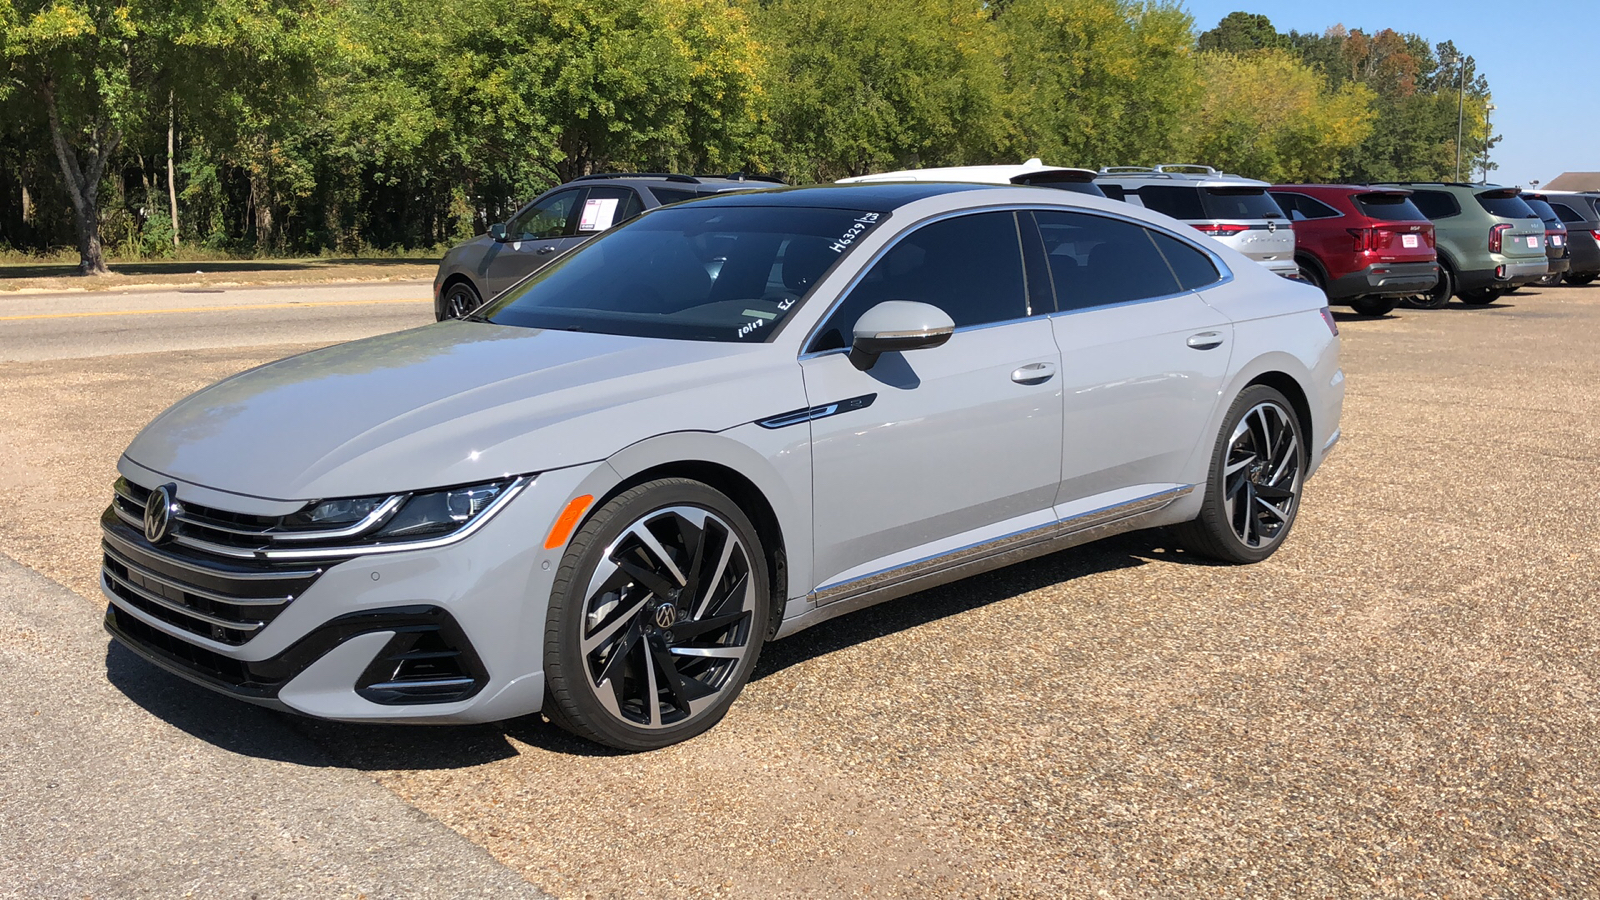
xmin=1173 ymin=385 xmax=1305 ymax=564
xmin=1406 ymin=260 xmax=1454 ymax=309
xmin=1458 ymin=287 xmax=1504 ymax=305
xmin=440 ymin=281 xmax=482 ymax=321
xmin=543 ymin=479 xmax=769 ymax=751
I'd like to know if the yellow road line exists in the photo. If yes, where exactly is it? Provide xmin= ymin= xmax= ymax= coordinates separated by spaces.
xmin=0 ymin=297 xmax=431 ymax=322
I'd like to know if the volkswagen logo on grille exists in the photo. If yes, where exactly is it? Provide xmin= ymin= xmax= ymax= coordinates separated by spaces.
xmin=144 ymin=483 xmax=181 ymax=544
xmin=653 ymin=604 xmax=677 ymax=629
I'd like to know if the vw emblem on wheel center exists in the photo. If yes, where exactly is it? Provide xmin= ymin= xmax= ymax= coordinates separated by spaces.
xmin=653 ymin=604 xmax=677 ymax=629
xmin=144 ymin=483 xmax=181 ymax=544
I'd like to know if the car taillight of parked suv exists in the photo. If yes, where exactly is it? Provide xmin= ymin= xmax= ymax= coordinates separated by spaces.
xmin=1268 ymin=185 xmax=1439 ymax=317
xmin=1373 ymin=182 xmax=1547 ymax=308
xmin=1532 ymin=191 xmax=1600 ymax=286
xmin=1094 ymin=166 xmax=1297 ymax=278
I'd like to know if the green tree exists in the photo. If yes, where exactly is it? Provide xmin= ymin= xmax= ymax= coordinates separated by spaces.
xmin=998 ymin=0 xmax=1199 ymax=168
xmin=1196 ymin=11 xmax=1283 ymax=54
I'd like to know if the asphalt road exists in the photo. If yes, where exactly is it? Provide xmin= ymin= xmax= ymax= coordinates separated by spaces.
xmin=2 ymin=280 xmax=1598 ymax=898
xmin=0 ymin=281 xmax=434 ymax=362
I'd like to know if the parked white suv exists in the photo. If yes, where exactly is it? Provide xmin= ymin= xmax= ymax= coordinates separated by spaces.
xmin=1095 ymin=166 xmax=1297 ymax=278
xmin=839 ymin=159 xmax=1105 ymax=197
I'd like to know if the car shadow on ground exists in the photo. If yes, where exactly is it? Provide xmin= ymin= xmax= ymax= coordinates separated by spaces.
xmin=105 ymin=530 xmax=1196 ymax=766
xmin=0 ymin=258 xmax=440 ymax=280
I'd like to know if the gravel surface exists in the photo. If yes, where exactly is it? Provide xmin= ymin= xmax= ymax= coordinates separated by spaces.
xmin=2 ymin=284 xmax=1597 ymax=898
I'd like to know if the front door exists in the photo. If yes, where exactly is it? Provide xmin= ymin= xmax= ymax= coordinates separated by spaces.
xmin=802 ymin=211 xmax=1065 ymax=596
xmin=485 ymin=188 xmax=586 ymax=296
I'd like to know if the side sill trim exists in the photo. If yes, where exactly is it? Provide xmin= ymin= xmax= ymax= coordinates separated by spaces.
xmin=798 ymin=485 xmax=1193 ymax=622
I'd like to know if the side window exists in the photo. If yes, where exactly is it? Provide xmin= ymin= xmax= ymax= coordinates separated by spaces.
xmin=1278 ymin=193 xmax=1340 ymax=220
xmin=1409 ymin=190 xmax=1460 ymax=219
xmin=1135 ymin=186 xmax=1206 ymax=220
xmin=649 ymin=187 xmax=700 ymax=206
xmin=509 ymin=189 xmax=581 ymax=239
xmin=1271 ymin=192 xmax=1300 ymax=219
xmin=576 ymin=187 xmax=643 ymax=234
xmin=1098 ymin=183 xmax=1127 ymax=202
xmin=1033 ymin=210 xmax=1181 ymax=311
xmin=810 ymin=211 xmax=1028 ymax=352
xmin=1551 ymin=202 xmax=1586 ymax=224
xmin=1148 ymin=230 xmax=1223 ymax=290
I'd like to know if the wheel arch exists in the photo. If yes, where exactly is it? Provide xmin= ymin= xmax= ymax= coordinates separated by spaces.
xmin=1294 ymin=251 xmax=1329 ymax=287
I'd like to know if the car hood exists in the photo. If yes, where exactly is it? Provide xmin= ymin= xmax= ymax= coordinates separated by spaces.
xmin=122 ymin=321 xmax=803 ymax=500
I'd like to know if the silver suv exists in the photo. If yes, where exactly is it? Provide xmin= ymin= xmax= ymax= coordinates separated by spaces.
xmin=1095 ymin=166 xmax=1297 ymax=278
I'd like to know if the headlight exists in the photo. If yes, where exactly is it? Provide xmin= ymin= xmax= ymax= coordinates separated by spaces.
xmin=280 ymin=479 xmax=516 ymax=543
xmin=372 ymin=482 xmax=509 ymax=539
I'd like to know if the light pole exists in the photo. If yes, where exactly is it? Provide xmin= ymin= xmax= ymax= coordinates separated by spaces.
xmin=1450 ymin=55 xmax=1467 ymax=182
xmin=1481 ymin=103 xmax=1496 ymax=181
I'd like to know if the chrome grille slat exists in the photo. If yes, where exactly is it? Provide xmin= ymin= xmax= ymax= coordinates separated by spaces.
xmin=173 ymin=512 xmax=278 ymax=538
xmin=103 ymin=568 xmax=264 ymax=633
xmin=101 ymin=525 xmax=321 ymax=582
xmin=101 ymin=540 xmax=293 ymax=606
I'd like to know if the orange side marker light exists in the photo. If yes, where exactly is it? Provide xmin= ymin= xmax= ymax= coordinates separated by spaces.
xmin=544 ymin=494 xmax=595 ymax=550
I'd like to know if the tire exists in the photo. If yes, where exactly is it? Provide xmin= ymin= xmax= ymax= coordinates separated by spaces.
xmin=1458 ymin=287 xmax=1503 ymax=305
xmin=1405 ymin=259 xmax=1454 ymax=309
xmin=439 ymin=280 xmax=482 ymax=321
xmin=1296 ymin=259 xmax=1327 ymax=295
xmin=1565 ymin=273 xmax=1597 ymax=286
xmin=542 ymin=478 xmax=770 ymax=751
xmin=1348 ymin=297 xmax=1398 ymax=317
xmin=1172 ymin=385 xmax=1306 ymax=565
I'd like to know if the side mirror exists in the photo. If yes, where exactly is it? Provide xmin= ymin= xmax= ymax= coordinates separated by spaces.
xmin=848 ymin=301 xmax=955 ymax=370
xmin=488 ymin=223 xmax=508 ymax=242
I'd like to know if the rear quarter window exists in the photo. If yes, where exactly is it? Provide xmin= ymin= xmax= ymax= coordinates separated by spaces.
xmin=1353 ymin=193 xmax=1428 ymax=221
xmin=649 ymin=187 xmax=700 ymax=206
xmin=1476 ymin=193 xmax=1538 ymax=219
xmin=1550 ymin=202 xmax=1588 ymax=224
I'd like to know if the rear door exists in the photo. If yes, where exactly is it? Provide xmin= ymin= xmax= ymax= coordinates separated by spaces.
xmin=1029 ymin=209 xmax=1233 ymax=509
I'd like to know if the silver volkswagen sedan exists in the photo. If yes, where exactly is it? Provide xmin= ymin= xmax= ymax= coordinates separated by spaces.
xmin=102 ymin=183 xmax=1343 ymax=750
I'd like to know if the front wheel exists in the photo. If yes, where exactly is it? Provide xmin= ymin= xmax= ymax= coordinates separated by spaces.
xmin=1172 ymin=385 xmax=1305 ymax=564
xmin=542 ymin=479 xmax=769 ymax=751
xmin=439 ymin=281 xmax=482 ymax=321
xmin=1349 ymin=297 xmax=1398 ymax=317
xmin=1458 ymin=287 xmax=1504 ymax=305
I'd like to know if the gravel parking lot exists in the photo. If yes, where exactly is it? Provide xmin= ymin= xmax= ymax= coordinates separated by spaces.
xmin=2 ymin=284 xmax=1597 ymax=897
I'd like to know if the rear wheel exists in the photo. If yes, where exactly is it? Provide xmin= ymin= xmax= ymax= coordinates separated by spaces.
xmin=1406 ymin=260 xmax=1454 ymax=309
xmin=1458 ymin=287 xmax=1504 ymax=305
xmin=1173 ymin=385 xmax=1305 ymax=564
xmin=439 ymin=281 xmax=482 ymax=321
xmin=1296 ymin=259 xmax=1326 ymax=295
xmin=1349 ymin=297 xmax=1398 ymax=317
xmin=543 ymin=479 xmax=769 ymax=751
xmin=1565 ymin=273 xmax=1597 ymax=286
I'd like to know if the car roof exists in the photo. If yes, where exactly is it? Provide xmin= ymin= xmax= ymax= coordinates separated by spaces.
xmin=568 ymin=173 xmax=785 ymax=193
xmin=1094 ymin=165 xmax=1270 ymax=188
xmin=1271 ymin=184 xmax=1413 ymax=195
xmin=837 ymin=159 xmax=1096 ymax=186
xmin=688 ymin=182 xmax=1005 ymax=212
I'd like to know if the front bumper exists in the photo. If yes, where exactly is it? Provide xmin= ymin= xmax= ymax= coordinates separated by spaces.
xmin=1327 ymin=261 xmax=1439 ymax=301
xmin=101 ymin=462 xmax=610 ymax=724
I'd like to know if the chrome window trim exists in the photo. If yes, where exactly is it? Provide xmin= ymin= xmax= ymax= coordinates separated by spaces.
xmin=1047 ymin=287 xmax=1202 ymax=319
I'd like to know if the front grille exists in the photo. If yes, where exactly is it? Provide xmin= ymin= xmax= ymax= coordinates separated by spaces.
xmin=112 ymin=479 xmax=302 ymax=553
xmin=101 ymin=505 xmax=325 ymax=646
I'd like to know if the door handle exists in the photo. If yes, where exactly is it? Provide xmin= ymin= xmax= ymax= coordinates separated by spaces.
xmin=536 ymin=245 xmax=558 ymax=255
xmin=1011 ymin=362 xmax=1056 ymax=385
xmin=1186 ymin=332 xmax=1224 ymax=350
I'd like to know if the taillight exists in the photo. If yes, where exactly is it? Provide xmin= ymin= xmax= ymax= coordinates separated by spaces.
xmin=1592 ymin=230 xmax=1600 ymax=243
xmin=1320 ymin=307 xmax=1338 ymax=336
xmin=1489 ymin=223 xmax=1511 ymax=253
xmin=1347 ymin=227 xmax=1375 ymax=252
xmin=1194 ymin=223 xmax=1249 ymax=237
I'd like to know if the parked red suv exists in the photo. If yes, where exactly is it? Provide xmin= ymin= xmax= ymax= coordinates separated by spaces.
xmin=1269 ymin=185 xmax=1439 ymax=316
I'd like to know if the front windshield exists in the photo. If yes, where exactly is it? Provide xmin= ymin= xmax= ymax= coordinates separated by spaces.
xmin=480 ymin=204 xmax=887 ymax=342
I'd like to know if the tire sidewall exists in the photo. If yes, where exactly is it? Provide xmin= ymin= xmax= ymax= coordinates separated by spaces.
xmin=1198 ymin=385 xmax=1306 ymax=563
xmin=543 ymin=479 xmax=770 ymax=751
xmin=441 ymin=283 xmax=481 ymax=321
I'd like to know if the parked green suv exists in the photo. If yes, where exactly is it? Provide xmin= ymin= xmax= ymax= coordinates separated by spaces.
xmin=1375 ymin=183 xmax=1548 ymax=307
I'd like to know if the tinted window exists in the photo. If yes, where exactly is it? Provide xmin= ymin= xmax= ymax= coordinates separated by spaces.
xmin=508 ymin=189 xmax=581 ymax=239
xmin=484 ymin=205 xmax=883 ymax=342
xmin=1149 ymin=230 xmax=1223 ymax=290
xmin=1522 ymin=197 xmax=1561 ymax=226
xmin=1134 ymin=186 xmax=1205 ymax=220
xmin=1353 ymin=193 xmax=1429 ymax=221
xmin=1201 ymin=187 xmax=1284 ymax=220
xmin=1033 ymin=210 xmax=1182 ymax=310
xmin=1011 ymin=173 xmax=1106 ymax=197
xmin=1550 ymin=202 xmax=1588 ymax=224
xmin=649 ymin=187 xmax=700 ymax=206
xmin=1273 ymin=192 xmax=1340 ymax=221
xmin=811 ymin=211 xmax=1028 ymax=351
xmin=1097 ymin=183 xmax=1127 ymax=202
xmin=1476 ymin=192 xmax=1538 ymax=219
xmin=576 ymin=187 xmax=644 ymax=233
xmin=1408 ymin=190 xmax=1460 ymax=219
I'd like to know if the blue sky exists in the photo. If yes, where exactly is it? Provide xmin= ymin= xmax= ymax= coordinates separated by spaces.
xmin=1179 ymin=0 xmax=1600 ymax=186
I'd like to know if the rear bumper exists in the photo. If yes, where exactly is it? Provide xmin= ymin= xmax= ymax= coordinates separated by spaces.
xmin=1327 ymin=261 xmax=1439 ymax=301
xmin=1545 ymin=255 xmax=1571 ymax=277
xmin=1458 ymin=259 xmax=1547 ymax=292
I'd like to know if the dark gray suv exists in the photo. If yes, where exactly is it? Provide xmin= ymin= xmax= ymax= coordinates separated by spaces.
xmin=433 ymin=173 xmax=781 ymax=320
